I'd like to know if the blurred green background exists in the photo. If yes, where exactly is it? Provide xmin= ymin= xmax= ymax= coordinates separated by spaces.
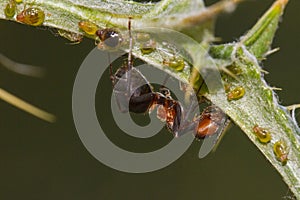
xmin=0 ymin=0 xmax=299 ymax=199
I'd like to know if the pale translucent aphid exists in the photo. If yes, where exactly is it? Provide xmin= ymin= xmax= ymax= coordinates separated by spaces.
xmin=16 ymin=7 xmax=45 ymax=26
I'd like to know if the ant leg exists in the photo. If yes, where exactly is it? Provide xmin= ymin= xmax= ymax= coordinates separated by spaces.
xmin=107 ymin=52 xmax=116 ymax=86
xmin=127 ymin=17 xmax=133 ymax=70
xmin=126 ymin=17 xmax=133 ymax=95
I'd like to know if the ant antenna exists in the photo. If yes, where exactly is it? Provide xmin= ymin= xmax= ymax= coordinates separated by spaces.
xmin=127 ymin=17 xmax=133 ymax=70
xmin=107 ymin=53 xmax=116 ymax=86
xmin=125 ymin=17 xmax=133 ymax=93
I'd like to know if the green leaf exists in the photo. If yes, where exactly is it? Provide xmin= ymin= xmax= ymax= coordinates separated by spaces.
xmin=241 ymin=0 xmax=289 ymax=59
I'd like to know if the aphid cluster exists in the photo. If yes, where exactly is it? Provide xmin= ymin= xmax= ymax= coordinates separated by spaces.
xmin=78 ymin=19 xmax=188 ymax=75
xmin=252 ymin=124 xmax=290 ymax=164
xmin=3 ymin=0 xmax=45 ymax=25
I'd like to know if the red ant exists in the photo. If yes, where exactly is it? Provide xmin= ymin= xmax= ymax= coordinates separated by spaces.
xmin=97 ymin=17 xmax=230 ymax=147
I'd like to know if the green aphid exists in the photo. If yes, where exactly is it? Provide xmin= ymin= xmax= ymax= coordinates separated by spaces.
xmin=253 ymin=125 xmax=271 ymax=143
xmin=140 ymin=39 xmax=156 ymax=54
xmin=227 ymin=86 xmax=245 ymax=100
xmin=273 ymin=140 xmax=289 ymax=165
xmin=163 ymin=56 xmax=185 ymax=71
xmin=16 ymin=7 xmax=45 ymax=26
xmin=4 ymin=0 xmax=16 ymax=18
xmin=226 ymin=64 xmax=242 ymax=75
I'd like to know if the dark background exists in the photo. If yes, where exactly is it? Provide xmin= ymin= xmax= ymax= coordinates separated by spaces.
xmin=0 ymin=0 xmax=299 ymax=199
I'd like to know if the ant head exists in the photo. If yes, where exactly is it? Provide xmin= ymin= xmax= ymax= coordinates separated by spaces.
xmin=96 ymin=28 xmax=122 ymax=50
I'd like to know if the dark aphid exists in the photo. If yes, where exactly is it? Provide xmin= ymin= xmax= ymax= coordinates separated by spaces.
xmin=78 ymin=20 xmax=98 ymax=35
xmin=273 ymin=140 xmax=289 ymax=165
xmin=96 ymin=28 xmax=122 ymax=49
xmin=4 ymin=0 xmax=16 ymax=18
xmin=253 ymin=125 xmax=271 ymax=143
xmin=16 ymin=7 xmax=45 ymax=26
xmin=227 ymin=86 xmax=245 ymax=100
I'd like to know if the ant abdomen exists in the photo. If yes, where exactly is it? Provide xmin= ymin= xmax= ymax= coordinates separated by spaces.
xmin=194 ymin=105 xmax=228 ymax=139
